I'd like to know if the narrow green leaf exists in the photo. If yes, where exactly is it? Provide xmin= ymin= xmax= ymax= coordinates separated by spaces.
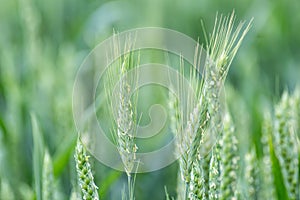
xmin=99 ymin=170 xmax=122 ymax=198
xmin=42 ymin=149 xmax=54 ymax=200
xmin=31 ymin=113 xmax=44 ymax=200
xmin=53 ymin=132 xmax=77 ymax=177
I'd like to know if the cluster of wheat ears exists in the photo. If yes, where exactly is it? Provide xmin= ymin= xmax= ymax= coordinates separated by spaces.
xmin=73 ymin=12 xmax=299 ymax=200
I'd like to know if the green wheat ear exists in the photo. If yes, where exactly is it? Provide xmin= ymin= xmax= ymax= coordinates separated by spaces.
xmin=291 ymin=88 xmax=300 ymax=199
xmin=169 ymin=11 xmax=252 ymax=200
xmin=291 ymin=88 xmax=300 ymax=139
xmin=219 ymin=112 xmax=239 ymax=200
xmin=244 ymin=148 xmax=259 ymax=199
xmin=260 ymin=112 xmax=277 ymax=199
xmin=74 ymin=138 xmax=99 ymax=200
xmin=208 ymin=149 xmax=220 ymax=200
xmin=42 ymin=149 xmax=54 ymax=200
xmin=105 ymin=33 xmax=139 ymax=200
xmin=274 ymin=91 xmax=299 ymax=200
xmin=189 ymin=159 xmax=206 ymax=200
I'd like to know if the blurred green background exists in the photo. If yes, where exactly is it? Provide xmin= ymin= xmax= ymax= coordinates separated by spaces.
xmin=0 ymin=0 xmax=299 ymax=199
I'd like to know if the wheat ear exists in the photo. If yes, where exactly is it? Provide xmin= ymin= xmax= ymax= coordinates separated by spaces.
xmin=169 ymin=90 xmax=186 ymax=200
xmin=189 ymin=160 xmax=206 ymax=200
xmin=291 ymin=88 xmax=300 ymax=199
xmin=292 ymin=88 xmax=300 ymax=138
xmin=175 ymin=54 xmax=208 ymax=199
xmin=74 ymin=139 xmax=99 ymax=200
xmin=260 ymin=112 xmax=277 ymax=199
xmin=274 ymin=92 xmax=299 ymax=200
xmin=42 ymin=149 xmax=54 ymax=200
xmin=106 ymin=33 xmax=139 ymax=200
xmin=219 ymin=112 xmax=239 ymax=200
xmin=170 ymin=12 xmax=252 ymax=200
xmin=244 ymin=148 xmax=259 ymax=199
xmin=202 ymin=11 xmax=253 ymax=144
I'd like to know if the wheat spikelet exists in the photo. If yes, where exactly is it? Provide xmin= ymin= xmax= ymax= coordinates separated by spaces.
xmin=169 ymin=89 xmax=181 ymax=135
xmin=180 ymin=102 xmax=210 ymax=184
xmin=189 ymin=160 xmax=206 ymax=200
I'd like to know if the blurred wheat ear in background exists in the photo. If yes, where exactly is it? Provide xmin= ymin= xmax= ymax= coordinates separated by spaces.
xmin=273 ymin=92 xmax=299 ymax=200
xmin=42 ymin=149 xmax=54 ymax=200
xmin=1 ymin=0 xmax=300 ymax=198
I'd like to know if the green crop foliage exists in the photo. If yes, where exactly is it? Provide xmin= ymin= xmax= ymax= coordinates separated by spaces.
xmin=0 ymin=0 xmax=299 ymax=199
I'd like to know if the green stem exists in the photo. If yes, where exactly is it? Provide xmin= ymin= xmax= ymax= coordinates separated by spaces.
xmin=185 ymin=182 xmax=190 ymax=200
xmin=127 ymin=174 xmax=134 ymax=200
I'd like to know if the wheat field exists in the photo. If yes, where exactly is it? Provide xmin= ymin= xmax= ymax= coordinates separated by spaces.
xmin=0 ymin=0 xmax=299 ymax=199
